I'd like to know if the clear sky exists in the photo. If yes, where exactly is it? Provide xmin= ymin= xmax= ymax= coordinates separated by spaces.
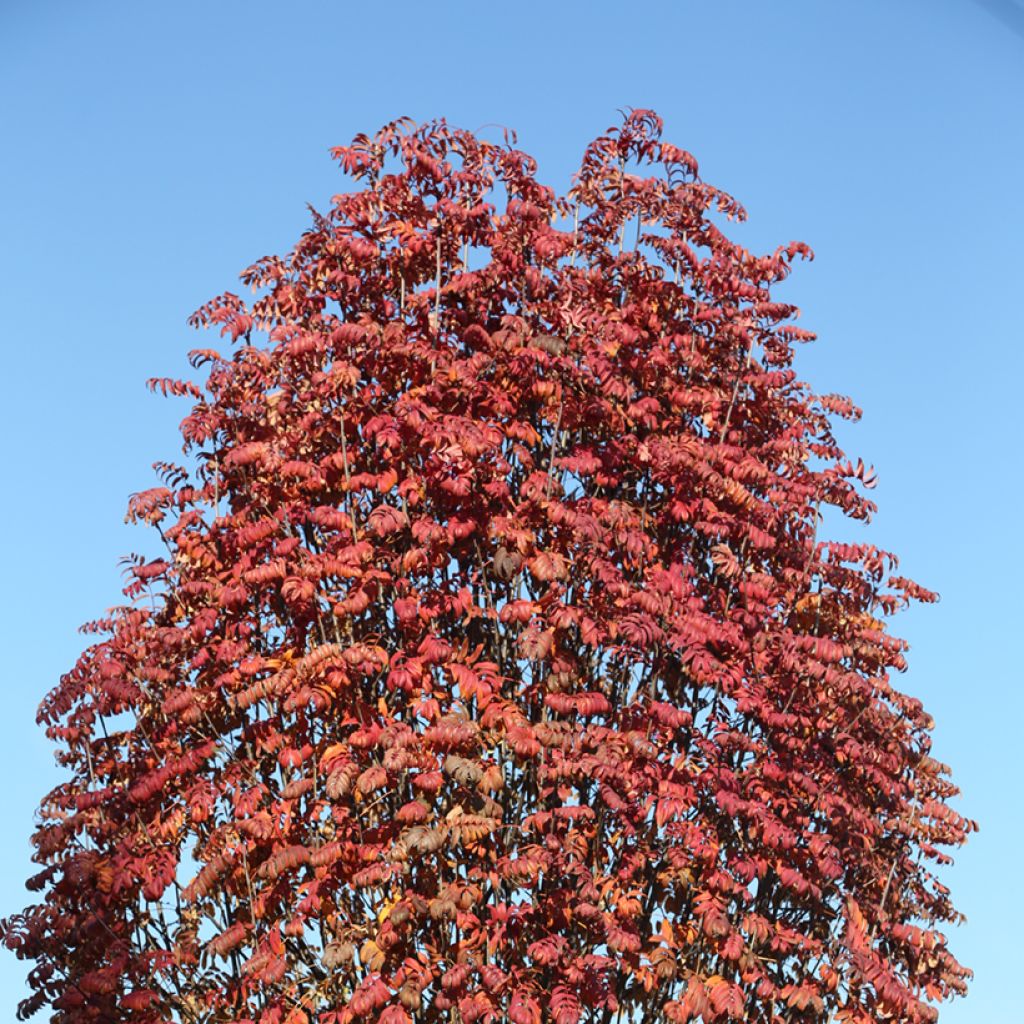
xmin=0 ymin=0 xmax=1019 ymax=1018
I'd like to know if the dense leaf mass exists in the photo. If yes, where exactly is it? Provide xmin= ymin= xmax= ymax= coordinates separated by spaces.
xmin=1 ymin=112 xmax=972 ymax=1024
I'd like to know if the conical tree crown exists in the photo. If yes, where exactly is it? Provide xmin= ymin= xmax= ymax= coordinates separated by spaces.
xmin=2 ymin=111 xmax=972 ymax=1024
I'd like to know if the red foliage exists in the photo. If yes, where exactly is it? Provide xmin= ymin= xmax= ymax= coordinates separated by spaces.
xmin=1 ymin=112 xmax=973 ymax=1023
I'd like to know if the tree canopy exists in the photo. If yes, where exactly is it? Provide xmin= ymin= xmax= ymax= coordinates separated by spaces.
xmin=1 ymin=111 xmax=973 ymax=1024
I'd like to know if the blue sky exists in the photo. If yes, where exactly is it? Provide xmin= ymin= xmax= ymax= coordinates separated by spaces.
xmin=0 ymin=0 xmax=1019 ymax=1018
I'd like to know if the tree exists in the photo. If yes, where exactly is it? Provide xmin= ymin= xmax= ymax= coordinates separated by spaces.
xmin=1 ymin=111 xmax=973 ymax=1024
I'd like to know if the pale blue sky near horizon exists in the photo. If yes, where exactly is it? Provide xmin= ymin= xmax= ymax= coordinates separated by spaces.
xmin=0 ymin=1 xmax=1020 ymax=1019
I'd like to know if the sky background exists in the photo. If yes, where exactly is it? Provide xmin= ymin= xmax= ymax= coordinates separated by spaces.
xmin=0 ymin=0 xmax=1020 ymax=1018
